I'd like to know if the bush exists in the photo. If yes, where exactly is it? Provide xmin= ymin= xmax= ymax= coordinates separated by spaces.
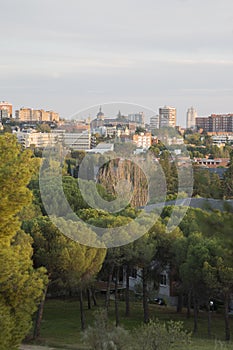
xmin=82 ymin=310 xmax=191 ymax=350
xmin=82 ymin=309 xmax=130 ymax=350
xmin=131 ymin=319 xmax=191 ymax=350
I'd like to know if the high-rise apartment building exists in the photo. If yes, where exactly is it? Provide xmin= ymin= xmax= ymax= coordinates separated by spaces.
xmin=195 ymin=117 xmax=209 ymax=131
xmin=127 ymin=112 xmax=145 ymax=125
xmin=159 ymin=106 xmax=176 ymax=128
xmin=15 ymin=108 xmax=59 ymax=122
xmin=15 ymin=108 xmax=32 ymax=122
xmin=150 ymin=115 xmax=160 ymax=130
xmin=209 ymin=114 xmax=233 ymax=132
xmin=186 ymin=107 xmax=197 ymax=129
xmin=0 ymin=101 xmax=13 ymax=118
xmin=196 ymin=114 xmax=233 ymax=132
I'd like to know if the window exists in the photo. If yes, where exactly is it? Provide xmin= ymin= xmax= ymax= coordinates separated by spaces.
xmin=160 ymin=274 xmax=167 ymax=286
xmin=131 ymin=268 xmax=137 ymax=279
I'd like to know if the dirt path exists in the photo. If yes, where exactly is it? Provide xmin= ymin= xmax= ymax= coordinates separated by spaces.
xmin=20 ymin=343 xmax=89 ymax=350
xmin=20 ymin=346 xmax=59 ymax=350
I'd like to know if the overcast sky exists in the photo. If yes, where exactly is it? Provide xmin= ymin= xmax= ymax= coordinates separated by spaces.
xmin=1 ymin=0 xmax=233 ymax=125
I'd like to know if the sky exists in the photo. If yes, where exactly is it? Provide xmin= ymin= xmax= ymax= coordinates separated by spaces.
xmin=1 ymin=0 xmax=233 ymax=126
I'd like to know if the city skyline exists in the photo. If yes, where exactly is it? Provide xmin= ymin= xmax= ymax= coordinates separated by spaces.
xmin=4 ymin=101 xmax=233 ymax=126
xmin=1 ymin=0 xmax=233 ymax=125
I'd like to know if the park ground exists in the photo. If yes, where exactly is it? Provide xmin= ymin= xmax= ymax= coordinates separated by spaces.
xmin=23 ymin=297 xmax=233 ymax=350
xmin=20 ymin=346 xmax=57 ymax=350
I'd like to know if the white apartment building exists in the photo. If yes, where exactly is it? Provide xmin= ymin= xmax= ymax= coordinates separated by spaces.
xmin=15 ymin=130 xmax=91 ymax=150
xmin=57 ymin=131 xmax=91 ymax=150
xmin=211 ymin=134 xmax=233 ymax=146
xmin=15 ymin=130 xmax=57 ymax=148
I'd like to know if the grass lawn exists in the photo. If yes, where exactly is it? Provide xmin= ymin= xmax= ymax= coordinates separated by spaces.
xmin=25 ymin=296 xmax=233 ymax=350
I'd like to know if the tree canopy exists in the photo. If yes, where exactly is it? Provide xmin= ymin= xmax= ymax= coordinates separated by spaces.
xmin=0 ymin=134 xmax=47 ymax=350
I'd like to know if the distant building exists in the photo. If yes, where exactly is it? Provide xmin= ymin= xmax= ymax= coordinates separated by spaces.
xmin=186 ymin=107 xmax=197 ymax=129
xmin=159 ymin=106 xmax=176 ymax=128
xmin=150 ymin=115 xmax=160 ymax=130
xmin=58 ymin=131 xmax=91 ymax=150
xmin=15 ymin=108 xmax=31 ymax=122
xmin=194 ymin=157 xmax=230 ymax=168
xmin=15 ymin=130 xmax=56 ymax=148
xmin=56 ymin=120 xmax=89 ymax=133
xmin=91 ymin=108 xmax=147 ymax=133
xmin=15 ymin=107 xmax=59 ymax=122
xmin=158 ymin=135 xmax=184 ymax=146
xmin=196 ymin=114 xmax=233 ymax=132
xmin=0 ymin=101 xmax=13 ymax=118
xmin=133 ymin=132 xmax=152 ymax=149
xmin=195 ymin=116 xmax=209 ymax=131
xmin=211 ymin=134 xmax=233 ymax=146
xmin=93 ymin=124 xmax=130 ymax=138
xmin=15 ymin=130 xmax=91 ymax=150
xmin=96 ymin=106 xmax=105 ymax=121
xmin=127 ymin=112 xmax=145 ymax=125
xmin=91 ymin=106 xmax=105 ymax=129
xmin=86 ymin=143 xmax=114 ymax=154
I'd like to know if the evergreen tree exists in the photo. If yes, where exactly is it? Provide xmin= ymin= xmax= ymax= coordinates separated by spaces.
xmin=224 ymin=151 xmax=233 ymax=198
xmin=0 ymin=134 xmax=47 ymax=350
xmin=25 ymin=216 xmax=106 ymax=332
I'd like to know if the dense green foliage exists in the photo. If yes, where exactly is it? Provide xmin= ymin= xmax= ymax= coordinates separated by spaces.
xmin=24 ymin=216 xmax=106 ymax=296
xmin=0 ymin=134 xmax=47 ymax=349
xmin=223 ymin=151 xmax=233 ymax=199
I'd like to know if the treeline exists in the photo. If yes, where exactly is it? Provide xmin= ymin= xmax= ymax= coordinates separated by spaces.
xmin=149 ymin=145 xmax=233 ymax=200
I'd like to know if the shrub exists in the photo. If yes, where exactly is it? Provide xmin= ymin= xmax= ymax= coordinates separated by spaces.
xmin=82 ymin=310 xmax=191 ymax=350
xmin=131 ymin=319 xmax=191 ymax=350
xmin=82 ymin=309 xmax=130 ymax=350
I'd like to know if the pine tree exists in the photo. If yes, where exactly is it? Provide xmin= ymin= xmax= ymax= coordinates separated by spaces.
xmin=224 ymin=150 xmax=233 ymax=198
xmin=0 ymin=134 xmax=47 ymax=350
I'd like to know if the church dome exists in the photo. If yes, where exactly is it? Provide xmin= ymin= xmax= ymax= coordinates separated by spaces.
xmin=97 ymin=106 xmax=105 ymax=120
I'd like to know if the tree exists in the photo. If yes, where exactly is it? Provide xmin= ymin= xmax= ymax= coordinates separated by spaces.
xmin=204 ymin=258 xmax=233 ymax=341
xmin=178 ymin=233 xmax=220 ymax=333
xmin=35 ymin=123 xmax=51 ymax=133
xmin=133 ymin=220 xmax=169 ymax=323
xmin=201 ymin=210 xmax=233 ymax=341
xmin=192 ymin=166 xmax=223 ymax=199
xmin=160 ymin=206 xmax=233 ymax=339
xmin=184 ymin=133 xmax=203 ymax=146
xmin=70 ymin=150 xmax=86 ymax=164
xmin=159 ymin=151 xmax=178 ymax=196
xmin=0 ymin=134 xmax=47 ymax=349
xmin=25 ymin=216 xmax=106 ymax=332
xmin=135 ymin=126 xmax=146 ymax=134
xmin=223 ymin=150 xmax=233 ymax=198
xmin=149 ymin=145 xmax=160 ymax=157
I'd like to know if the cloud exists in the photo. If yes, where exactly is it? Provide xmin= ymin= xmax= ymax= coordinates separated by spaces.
xmin=1 ymin=0 xmax=233 ymax=124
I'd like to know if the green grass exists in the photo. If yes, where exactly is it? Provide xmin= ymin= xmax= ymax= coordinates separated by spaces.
xmin=26 ymin=296 xmax=233 ymax=349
